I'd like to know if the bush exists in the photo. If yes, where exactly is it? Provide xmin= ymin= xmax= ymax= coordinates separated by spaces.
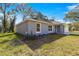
xmin=24 ymin=34 xmax=38 ymax=40
xmin=27 ymin=34 xmax=37 ymax=40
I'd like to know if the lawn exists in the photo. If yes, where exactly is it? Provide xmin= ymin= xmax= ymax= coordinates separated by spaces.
xmin=0 ymin=33 xmax=79 ymax=56
xmin=70 ymin=31 xmax=79 ymax=35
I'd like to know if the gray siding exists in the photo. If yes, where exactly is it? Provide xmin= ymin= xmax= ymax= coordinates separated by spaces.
xmin=41 ymin=23 xmax=48 ymax=35
xmin=16 ymin=20 xmax=65 ymax=35
xmin=16 ymin=22 xmax=28 ymax=34
xmin=27 ymin=21 xmax=55 ymax=35
xmin=27 ymin=21 xmax=36 ymax=35
xmin=60 ymin=24 xmax=64 ymax=34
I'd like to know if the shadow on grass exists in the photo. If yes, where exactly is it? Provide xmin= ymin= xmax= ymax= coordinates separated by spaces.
xmin=0 ymin=33 xmax=66 ymax=51
xmin=22 ymin=34 xmax=66 ymax=51
xmin=0 ymin=33 xmax=14 ymax=37
xmin=9 ymin=39 xmax=23 ymax=47
xmin=0 ymin=33 xmax=23 ymax=46
xmin=0 ymin=38 xmax=23 ymax=47
xmin=0 ymin=40 xmax=10 ymax=44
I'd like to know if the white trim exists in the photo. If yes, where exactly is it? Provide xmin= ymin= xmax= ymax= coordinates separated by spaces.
xmin=48 ymin=30 xmax=53 ymax=33
xmin=48 ymin=25 xmax=53 ymax=33
xmin=36 ymin=23 xmax=41 ymax=33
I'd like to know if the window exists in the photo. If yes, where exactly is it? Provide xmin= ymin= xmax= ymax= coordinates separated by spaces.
xmin=48 ymin=25 xmax=52 ymax=31
xmin=36 ymin=23 xmax=41 ymax=32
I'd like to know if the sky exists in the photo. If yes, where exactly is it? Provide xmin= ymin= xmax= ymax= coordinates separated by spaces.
xmin=0 ymin=3 xmax=78 ymax=24
xmin=17 ymin=3 xmax=78 ymax=24
xmin=27 ymin=3 xmax=77 ymax=22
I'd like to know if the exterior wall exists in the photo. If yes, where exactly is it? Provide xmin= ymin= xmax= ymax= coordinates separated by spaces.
xmin=16 ymin=22 xmax=28 ymax=34
xmin=27 ymin=21 xmax=48 ymax=35
xmin=28 ymin=22 xmax=55 ymax=35
xmin=27 ymin=21 xmax=36 ymax=35
xmin=59 ymin=24 xmax=64 ymax=34
xmin=48 ymin=25 xmax=55 ymax=33
xmin=16 ymin=20 xmax=67 ymax=35
xmin=63 ymin=24 xmax=69 ymax=35
xmin=26 ymin=21 xmax=55 ymax=35
xmin=38 ymin=23 xmax=48 ymax=35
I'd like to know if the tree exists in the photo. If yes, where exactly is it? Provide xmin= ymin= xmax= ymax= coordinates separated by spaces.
xmin=9 ymin=16 xmax=16 ymax=32
xmin=31 ymin=11 xmax=46 ymax=20
xmin=36 ymin=12 xmax=44 ymax=20
xmin=0 ymin=3 xmax=15 ymax=32
xmin=64 ymin=5 xmax=79 ymax=22
xmin=43 ymin=16 xmax=48 ymax=21
xmin=17 ymin=4 xmax=33 ymax=21
xmin=0 ymin=4 xmax=7 ymax=32
xmin=29 ymin=9 xmax=38 ymax=19
xmin=0 ymin=22 xmax=2 ymax=32
xmin=64 ymin=5 xmax=79 ymax=32
xmin=0 ymin=3 xmax=27 ymax=32
xmin=49 ymin=17 xmax=55 ymax=21
xmin=18 ymin=4 xmax=47 ymax=21
xmin=65 ymin=12 xmax=79 ymax=22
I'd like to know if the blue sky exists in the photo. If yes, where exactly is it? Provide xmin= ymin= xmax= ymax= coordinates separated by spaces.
xmin=0 ymin=3 xmax=78 ymax=24
xmin=17 ymin=3 xmax=78 ymax=23
xmin=27 ymin=3 xmax=77 ymax=22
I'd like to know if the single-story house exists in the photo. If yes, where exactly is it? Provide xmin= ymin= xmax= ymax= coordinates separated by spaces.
xmin=16 ymin=19 xmax=69 ymax=35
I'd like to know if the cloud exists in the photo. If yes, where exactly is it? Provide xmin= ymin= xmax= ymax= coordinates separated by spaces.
xmin=64 ymin=11 xmax=68 ymax=14
xmin=67 ymin=4 xmax=78 ymax=10
xmin=64 ymin=4 xmax=79 ymax=14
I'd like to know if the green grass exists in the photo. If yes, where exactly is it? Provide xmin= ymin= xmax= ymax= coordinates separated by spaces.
xmin=0 ymin=33 xmax=79 ymax=56
xmin=70 ymin=31 xmax=79 ymax=35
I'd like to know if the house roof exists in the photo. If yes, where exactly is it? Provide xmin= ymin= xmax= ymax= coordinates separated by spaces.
xmin=16 ymin=18 xmax=63 ymax=26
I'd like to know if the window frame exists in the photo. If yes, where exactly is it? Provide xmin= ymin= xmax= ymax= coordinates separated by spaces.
xmin=48 ymin=25 xmax=53 ymax=32
xmin=36 ymin=23 xmax=41 ymax=33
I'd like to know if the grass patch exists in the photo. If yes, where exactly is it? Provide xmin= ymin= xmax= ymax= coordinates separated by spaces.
xmin=70 ymin=31 xmax=79 ymax=35
xmin=0 ymin=33 xmax=79 ymax=56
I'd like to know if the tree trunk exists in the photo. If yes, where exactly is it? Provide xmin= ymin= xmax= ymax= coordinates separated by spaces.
xmin=10 ymin=16 xmax=16 ymax=32
xmin=2 ymin=4 xmax=7 ymax=33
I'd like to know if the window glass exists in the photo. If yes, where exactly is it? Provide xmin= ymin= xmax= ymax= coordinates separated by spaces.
xmin=48 ymin=26 xmax=52 ymax=31
xmin=36 ymin=24 xmax=40 ymax=32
